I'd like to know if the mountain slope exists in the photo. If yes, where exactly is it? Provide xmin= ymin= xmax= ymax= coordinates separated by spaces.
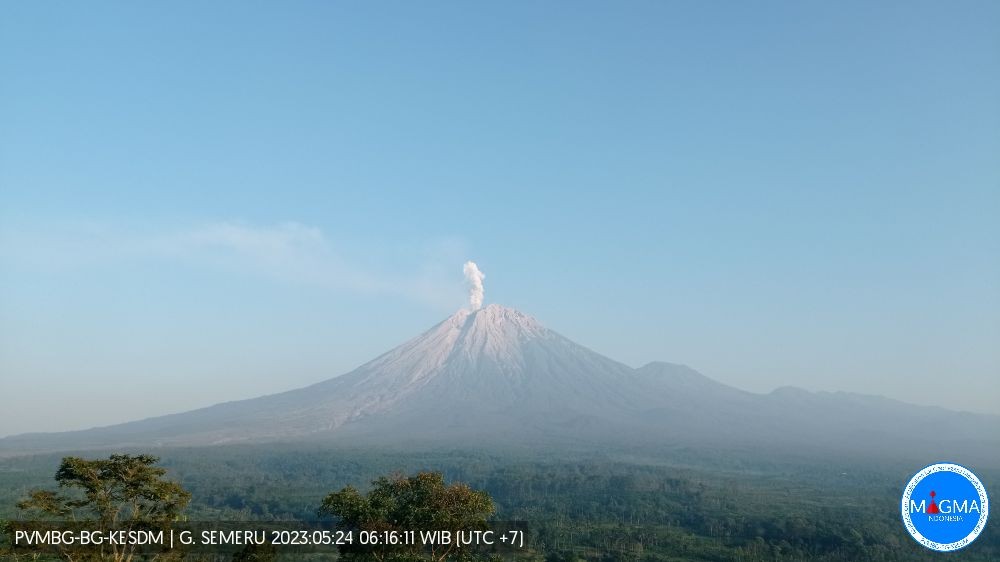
xmin=2 ymin=305 xmax=998 ymax=462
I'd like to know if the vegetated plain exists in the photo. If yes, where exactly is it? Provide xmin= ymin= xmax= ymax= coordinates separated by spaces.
xmin=1 ymin=444 xmax=997 ymax=561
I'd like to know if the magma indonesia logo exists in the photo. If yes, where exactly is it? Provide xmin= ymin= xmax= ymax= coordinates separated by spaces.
xmin=901 ymin=463 xmax=989 ymax=552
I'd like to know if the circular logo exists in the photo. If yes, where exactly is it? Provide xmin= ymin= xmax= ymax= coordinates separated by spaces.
xmin=901 ymin=462 xmax=989 ymax=551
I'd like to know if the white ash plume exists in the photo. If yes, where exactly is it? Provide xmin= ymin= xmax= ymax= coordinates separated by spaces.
xmin=463 ymin=261 xmax=486 ymax=310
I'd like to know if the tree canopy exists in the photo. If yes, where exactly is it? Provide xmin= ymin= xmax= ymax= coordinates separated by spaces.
xmin=12 ymin=453 xmax=190 ymax=561
xmin=319 ymin=471 xmax=496 ymax=562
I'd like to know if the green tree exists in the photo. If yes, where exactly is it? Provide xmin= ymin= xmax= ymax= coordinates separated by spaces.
xmin=11 ymin=454 xmax=191 ymax=562
xmin=231 ymin=540 xmax=277 ymax=562
xmin=319 ymin=471 xmax=495 ymax=562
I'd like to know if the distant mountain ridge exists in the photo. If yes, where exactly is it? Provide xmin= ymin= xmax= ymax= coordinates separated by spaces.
xmin=3 ymin=304 xmax=998 ymax=463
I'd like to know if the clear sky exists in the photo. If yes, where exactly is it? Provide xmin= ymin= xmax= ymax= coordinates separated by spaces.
xmin=1 ymin=1 xmax=998 ymax=437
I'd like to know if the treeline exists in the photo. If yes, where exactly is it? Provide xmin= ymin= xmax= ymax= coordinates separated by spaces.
xmin=1 ymin=446 xmax=997 ymax=561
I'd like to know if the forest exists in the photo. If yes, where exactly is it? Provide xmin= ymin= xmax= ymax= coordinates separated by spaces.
xmin=1 ymin=444 xmax=997 ymax=561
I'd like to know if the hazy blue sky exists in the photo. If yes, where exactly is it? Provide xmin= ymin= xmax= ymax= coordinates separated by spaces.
xmin=1 ymin=2 xmax=998 ymax=436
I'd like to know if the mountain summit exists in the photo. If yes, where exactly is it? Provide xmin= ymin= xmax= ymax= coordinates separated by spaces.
xmin=266 ymin=304 xmax=660 ymax=444
xmin=2 ymin=305 xmax=998 ymax=461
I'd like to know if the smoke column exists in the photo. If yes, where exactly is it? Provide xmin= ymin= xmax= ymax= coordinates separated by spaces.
xmin=463 ymin=261 xmax=486 ymax=310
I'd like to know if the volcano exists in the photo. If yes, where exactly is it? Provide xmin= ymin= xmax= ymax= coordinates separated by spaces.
xmin=2 ymin=304 xmax=998 ymax=461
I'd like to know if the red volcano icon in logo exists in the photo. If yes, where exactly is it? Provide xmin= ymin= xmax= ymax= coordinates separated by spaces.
xmin=927 ymin=491 xmax=940 ymax=514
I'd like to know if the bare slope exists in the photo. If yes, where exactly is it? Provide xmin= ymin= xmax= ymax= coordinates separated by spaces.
xmin=3 ymin=305 xmax=998 ymax=462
